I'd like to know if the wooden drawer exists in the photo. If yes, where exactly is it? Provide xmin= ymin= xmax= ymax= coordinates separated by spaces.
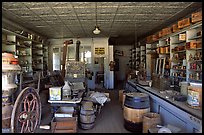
xmin=51 ymin=117 xmax=77 ymax=133
xmin=178 ymin=18 xmax=191 ymax=29
xmin=191 ymin=11 xmax=202 ymax=23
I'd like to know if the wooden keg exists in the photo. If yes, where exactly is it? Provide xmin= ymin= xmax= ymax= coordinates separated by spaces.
xmin=79 ymin=101 xmax=96 ymax=129
xmin=143 ymin=112 xmax=161 ymax=133
xmin=123 ymin=92 xmax=150 ymax=132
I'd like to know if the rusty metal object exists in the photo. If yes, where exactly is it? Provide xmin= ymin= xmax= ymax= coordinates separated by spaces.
xmin=11 ymin=87 xmax=41 ymax=133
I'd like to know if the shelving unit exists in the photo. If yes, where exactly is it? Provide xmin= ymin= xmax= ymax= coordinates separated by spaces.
xmin=140 ymin=45 xmax=146 ymax=68
xmin=2 ymin=28 xmax=47 ymax=74
xmin=32 ymin=42 xmax=44 ymax=72
xmin=186 ymin=22 xmax=202 ymax=83
xmin=144 ymin=18 xmax=202 ymax=86
xmin=129 ymin=48 xmax=136 ymax=70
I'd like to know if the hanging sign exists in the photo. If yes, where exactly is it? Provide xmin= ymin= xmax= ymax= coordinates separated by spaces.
xmin=95 ymin=47 xmax=105 ymax=55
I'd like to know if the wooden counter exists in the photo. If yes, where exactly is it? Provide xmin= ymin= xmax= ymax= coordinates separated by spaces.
xmin=126 ymin=79 xmax=202 ymax=133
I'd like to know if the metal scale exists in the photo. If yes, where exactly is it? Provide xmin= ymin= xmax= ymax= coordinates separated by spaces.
xmin=2 ymin=53 xmax=41 ymax=133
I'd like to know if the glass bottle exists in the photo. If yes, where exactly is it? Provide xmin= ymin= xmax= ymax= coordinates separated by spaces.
xmin=62 ymin=80 xmax=71 ymax=98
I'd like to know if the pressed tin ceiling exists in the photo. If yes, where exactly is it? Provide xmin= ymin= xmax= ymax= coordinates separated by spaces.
xmin=2 ymin=2 xmax=202 ymax=41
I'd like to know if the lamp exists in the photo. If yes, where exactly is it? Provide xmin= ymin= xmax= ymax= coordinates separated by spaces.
xmin=93 ymin=26 xmax=100 ymax=34
xmin=93 ymin=2 xmax=101 ymax=35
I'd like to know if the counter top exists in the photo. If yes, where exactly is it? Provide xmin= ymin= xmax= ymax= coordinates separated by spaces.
xmin=127 ymin=79 xmax=202 ymax=120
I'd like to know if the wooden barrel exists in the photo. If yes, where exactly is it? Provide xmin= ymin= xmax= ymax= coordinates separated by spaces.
xmin=80 ymin=101 xmax=96 ymax=130
xmin=143 ymin=112 xmax=161 ymax=133
xmin=123 ymin=92 xmax=150 ymax=132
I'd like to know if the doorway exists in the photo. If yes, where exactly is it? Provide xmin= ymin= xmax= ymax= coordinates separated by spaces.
xmin=94 ymin=57 xmax=104 ymax=89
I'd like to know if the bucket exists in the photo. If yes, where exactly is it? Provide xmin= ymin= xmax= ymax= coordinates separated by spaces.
xmin=123 ymin=92 xmax=150 ymax=132
xmin=80 ymin=101 xmax=96 ymax=129
xmin=187 ymin=85 xmax=202 ymax=109
xmin=143 ymin=112 xmax=161 ymax=133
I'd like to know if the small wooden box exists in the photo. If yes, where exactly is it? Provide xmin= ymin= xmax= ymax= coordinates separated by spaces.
xmin=178 ymin=18 xmax=191 ymax=29
xmin=172 ymin=24 xmax=179 ymax=32
xmin=190 ymin=41 xmax=197 ymax=49
xmin=191 ymin=11 xmax=202 ymax=23
xmin=51 ymin=117 xmax=77 ymax=133
xmin=196 ymin=41 xmax=202 ymax=48
xmin=162 ymin=27 xmax=172 ymax=36
xmin=179 ymin=33 xmax=186 ymax=41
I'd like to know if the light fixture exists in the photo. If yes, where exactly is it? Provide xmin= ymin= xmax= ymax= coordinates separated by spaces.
xmin=93 ymin=2 xmax=101 ymax=35
xmin=93 ymin=26 xmax=100 ymax=34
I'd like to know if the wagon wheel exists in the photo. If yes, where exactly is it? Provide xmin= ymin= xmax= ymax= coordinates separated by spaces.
xmin=11 ymin=87 xmax=41 ymax=133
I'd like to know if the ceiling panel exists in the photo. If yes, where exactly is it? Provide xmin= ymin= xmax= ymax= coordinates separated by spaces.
xmin=2 ymin=2 xmax=201 ymax=40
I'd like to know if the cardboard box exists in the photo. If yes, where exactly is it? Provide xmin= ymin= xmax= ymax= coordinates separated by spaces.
xmin=49 ymin=87 xmax=62 ymax=100
xmin=51 ymin=117 xmax=77 ymax=133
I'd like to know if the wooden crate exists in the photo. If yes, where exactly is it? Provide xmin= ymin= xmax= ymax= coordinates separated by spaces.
xmin=191 ymin=11 xmax=202 ymax=23
xmin=172 ymin=24 xmax=179 ymax=32
xmin=51 ymin=117 xmax=77 ymax=133
xmin=178 ymin=18 xmax=191 ymax=29
xmin=162 ymin=27 xmax=172 ymax=36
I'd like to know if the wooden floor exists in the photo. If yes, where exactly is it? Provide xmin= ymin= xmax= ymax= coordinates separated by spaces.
xmin=36 ymin=80 xmax=131 ymax=133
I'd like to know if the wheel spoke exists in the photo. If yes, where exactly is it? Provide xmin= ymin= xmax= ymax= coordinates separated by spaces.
xmin=20 ymin=121 xmax=26 ymax=133
xmin=31 ymin=99 xmax=36 ymax=112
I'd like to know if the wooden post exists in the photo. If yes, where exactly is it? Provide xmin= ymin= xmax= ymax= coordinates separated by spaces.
xmin=61 ymin=40 xmax=73 ymax=79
